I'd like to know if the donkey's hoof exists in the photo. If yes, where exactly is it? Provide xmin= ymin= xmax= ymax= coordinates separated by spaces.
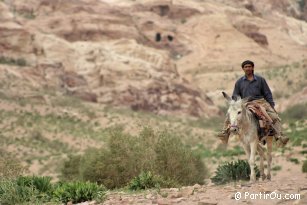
xmin=266 ymin=174 xmax=271 ymax=181
xmin=261 ymin=174 xmax=267 ymax=181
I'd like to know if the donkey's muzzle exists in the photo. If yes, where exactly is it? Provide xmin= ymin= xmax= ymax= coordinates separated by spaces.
xmin=230 ymin=125 xmax=239 ymax=133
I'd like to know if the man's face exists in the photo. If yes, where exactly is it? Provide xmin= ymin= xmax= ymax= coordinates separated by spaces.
xmin=242 ymin=64 xmax=254 ymax=76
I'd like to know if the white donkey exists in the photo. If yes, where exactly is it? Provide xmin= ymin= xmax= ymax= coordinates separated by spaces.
xmin=222 ymin=92 xmax=273 ymax=182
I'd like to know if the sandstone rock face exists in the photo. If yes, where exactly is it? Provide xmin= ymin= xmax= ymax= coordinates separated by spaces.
xmin=1 ymin=0 xmax=307 ymax=116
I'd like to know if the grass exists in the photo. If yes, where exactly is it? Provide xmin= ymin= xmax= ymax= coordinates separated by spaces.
xmin=281 ymin=103 xmax=307 ymax=121
xmin=280 ymin=103 xmax=307 ymax=146
xmin=303 ymin=160 xmax=307 ymax=173
xmin=196 ymin=144 xmax=245 ymax=159
xmin=0 ymin=109 xmax=109 ymax=141
xmin=272 ymin=165 xmax=282 ymax=171
xmin=0 ymin=56 xmax=27 ymax=66
xmin=286 ymin=125 xmax=307 ymax=146
xmin=260 ymin=62 xmax=306 ymax=95
xmin=288 ymin=158 xmax=300 ymax=164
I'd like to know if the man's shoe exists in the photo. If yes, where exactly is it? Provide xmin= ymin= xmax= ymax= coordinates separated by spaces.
xmin=279 ymin=135 xmax=289 ymax=144
xmin=276 ymin=135 xmax=289 ymax=147
xmin=217 ymin=131 xmax=230 ymax=144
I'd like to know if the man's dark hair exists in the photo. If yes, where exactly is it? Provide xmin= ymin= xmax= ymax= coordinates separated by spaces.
xmin=241 ymin=60 xmax=254 ymax=68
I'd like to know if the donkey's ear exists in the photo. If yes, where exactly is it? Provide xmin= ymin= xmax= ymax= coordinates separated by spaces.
xmin=231 ymin=95 xmax=241 ymax=101
xmin=222 ymin=91 xmax=232 ymax=101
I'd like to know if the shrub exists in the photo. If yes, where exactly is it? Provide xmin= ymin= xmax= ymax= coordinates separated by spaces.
xmin=61 ymin=155 xmax=82 ymax=181
xmin=154 ymin=131 xmax=206 ymax=185
xmin=0 ymin=178 xmax=38 ymax=205
xmin=79 ymin=131 xmax=141 ymax=189
xmin=303 ymin=160 xmax=307 ymax=173
xmin=62 ymin=127 xmax=208 ymax=189
xmin=53 ymin=181 xmax=106 ymax=204
xmin=211 ymin=160 xmax=260 ymax=185
xmin=0 ymin=177 xmax=106 ymax=204
xmin=0 ymin=176 xmax=53 ymax=205
xmin=128 ymin=171 xmax=177 ymax=191
xmin=16 ymin=176 xmax=53 ymax=193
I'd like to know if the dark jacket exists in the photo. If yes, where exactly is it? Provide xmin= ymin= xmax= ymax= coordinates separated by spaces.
xmin=232 ymin=74 xmax=275 ymax=107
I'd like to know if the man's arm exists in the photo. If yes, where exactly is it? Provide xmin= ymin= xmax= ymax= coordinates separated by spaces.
xmin=232 ymin=80 xmax=241 ymax=99
xmin=262 ymin=78 xmax=275 ymax=108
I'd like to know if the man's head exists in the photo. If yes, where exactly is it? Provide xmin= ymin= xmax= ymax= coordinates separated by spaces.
xmin=241 ymin=60 xmax=254 ymax=76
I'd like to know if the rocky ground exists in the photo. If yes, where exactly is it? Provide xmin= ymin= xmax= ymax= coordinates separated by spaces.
xmin=79 ymin=153 xmax=307 ymax=205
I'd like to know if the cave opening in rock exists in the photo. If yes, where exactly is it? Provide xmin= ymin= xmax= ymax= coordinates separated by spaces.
xmin=167 ymin=35 xmax=173 ymax=42
xmin=155 ymin=33 xmax=161 ymax=42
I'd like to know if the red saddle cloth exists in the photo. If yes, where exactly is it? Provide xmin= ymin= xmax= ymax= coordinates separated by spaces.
xmin=245 ymin=102 xmax=275 ymax=139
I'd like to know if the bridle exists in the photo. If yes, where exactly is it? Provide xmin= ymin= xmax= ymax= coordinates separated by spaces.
xmin=230 ymin=124 xmax=240 ymax=131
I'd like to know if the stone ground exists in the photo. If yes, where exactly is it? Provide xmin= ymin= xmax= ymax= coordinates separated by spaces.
xmin=75 ymin=152 xmax=307 ymax=205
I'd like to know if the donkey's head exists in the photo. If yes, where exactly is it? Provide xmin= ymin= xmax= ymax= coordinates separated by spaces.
xmin=222 ymin=92 xmax=248 ymax=134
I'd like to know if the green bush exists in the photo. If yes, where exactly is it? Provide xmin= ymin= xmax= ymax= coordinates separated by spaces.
xmin=62 ymin=127 xmax=208 ymax=189
xmin=211 ymin=160 xmax=260 ymax=185
xmin=16 ymin=176 xmax=53 ymax=193
xmin=128 ymin=171 xmax=177 ymax=191
xmin=154 ymin=131 xmax=206 ymax=185
xmin=0 ymin=177 xmax=106 ymax=204
xmin=79 ymin=131 xmax=141 ymax=189
xmin=303 ymin=160 xmax=307 ymax=173
xmin=0 ymin=178 xmax=41 ymax=205
xmin=53 ymin=181 xmax=106 ymax=204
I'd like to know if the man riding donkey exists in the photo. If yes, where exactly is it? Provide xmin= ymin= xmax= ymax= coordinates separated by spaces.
xmin=217 ymin=60 xmax=289 ymax=147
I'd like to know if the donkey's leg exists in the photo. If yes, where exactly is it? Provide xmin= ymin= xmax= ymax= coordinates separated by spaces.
xmin=257 ymin=144 xmax=266 ymax=180
xmin=242 ymin=143 xmax=251 ymax=161
xmin=249 ymin=141 xmax=257 ymax=182
xmin=266 ymin=136 xmax=273 ymax=180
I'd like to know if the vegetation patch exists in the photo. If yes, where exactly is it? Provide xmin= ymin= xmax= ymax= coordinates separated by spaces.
xmin=281 ymin=103 xmax=307 ymax=121
xmin=211 ymin=160 xmax=260 ymax=185
xmin=302 ymin=160 xmax=307 ymax=173
xmin=0 ymin=56 xmax=27 ymax=66
xmin=0 ymin=176 xmax=106 ymax=205
xmin=196 ymin=144 xmax=245 ymax=158
xmin=272 ymin=165 xmax=282 ymax=171
xmin=127 ymin=171 xmax=177 ymax=191
xmin=61 ymin=127 xmax=208 ymax=189
xmin=0 ymin=149 xmax=26 ymax=178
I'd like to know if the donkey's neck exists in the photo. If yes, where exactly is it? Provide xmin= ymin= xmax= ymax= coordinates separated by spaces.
xmin=239 ymin=109 xmax=258 ymax=143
